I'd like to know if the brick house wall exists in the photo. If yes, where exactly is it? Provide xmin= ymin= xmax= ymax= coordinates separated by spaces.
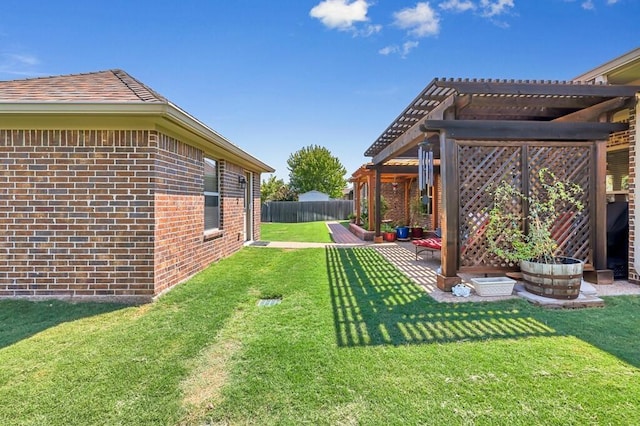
xmin=0 ymin=130 xmax=155 ymax=299
xmin=380 ymin=177 xmax=441 ymax=230
xmin=1 ymin=129 xmax=263 ymax=300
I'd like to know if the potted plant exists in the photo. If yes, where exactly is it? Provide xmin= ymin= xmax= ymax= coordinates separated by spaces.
xmin=382 ymin=223 xmax=397 ymax=242
xmin=485 ymin=168 xmax=585 ymax=299
xmin=395 ymin=223 xmax=410 ymax=241
xmin=409 ymin=196 xmax=425 ymax=239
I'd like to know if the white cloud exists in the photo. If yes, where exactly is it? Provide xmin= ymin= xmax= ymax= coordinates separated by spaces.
xmin=378 ymin=41 xmax=420 ymax=58
xmin=355 ymin=24 xmax=382 ymax=37
xmin=378 ymin=45 xmax=397 ymax=55
xmin=401 ymin=41 xmax=420 ymax=56
xmin=310 ymin=0 xmax=371 ymax=30
xmin=479 ymin=0 xmax=514 ymax=17
xmin=393 ymin=2 xmax=440 ymax=37
xmin=581 ymin=0 xmax=595 ymax=9
xmin=0 ymin=52 xmax=41 ymax=77
xmin=606 ymin=0 xmax=619 ymax=4
xmin=439 ymin=0 xmax=476 ymax=12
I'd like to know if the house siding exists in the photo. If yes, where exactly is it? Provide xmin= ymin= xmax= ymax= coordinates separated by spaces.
xmin=1 ymin=129 xmax=263 ymax=300
xmin=0 ymin=130 xmax=155 ymax=299
xmin=153 ymin=133 xmax=248 ymax=294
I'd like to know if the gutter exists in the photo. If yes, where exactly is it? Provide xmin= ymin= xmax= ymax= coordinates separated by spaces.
xmin=0 ymin=101 xmax=275 ymax=173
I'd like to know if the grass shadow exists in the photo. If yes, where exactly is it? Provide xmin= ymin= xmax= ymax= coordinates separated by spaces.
xmin=0 ymin=299 xmax=129 ymax=349
xmin=326 ymin=246 xmax=555 ymax=347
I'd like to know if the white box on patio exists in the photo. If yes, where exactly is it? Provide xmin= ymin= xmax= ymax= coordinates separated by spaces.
xmin=471 ymin=277 xmax=516 ymax=296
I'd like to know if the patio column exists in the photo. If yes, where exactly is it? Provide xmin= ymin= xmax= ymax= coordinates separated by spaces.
xmin=592 ymin=138 xmax=609 ymax=274
xmin=375 ymin=165 xmax=381 ymax=236
xmin=438 ymin=131 xmax=461 ymax=290
xmin=354 ymin=181 xmax=361 ymax=222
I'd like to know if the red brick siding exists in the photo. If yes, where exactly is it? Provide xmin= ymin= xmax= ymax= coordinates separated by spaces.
xmin=152 ymin=134 xmax=251 ymax=295
xmin=380 ymin=177 xmax=441 ymax=229
xmin=381 ymin=183 xmax=406 ymax=225
xmin=1 ymin=129 xmax=265 ymax=300
xmin=0 ymin=130 xmax=155 ymax=299
xmin=153 ymin=133 xmax=205 ymax=294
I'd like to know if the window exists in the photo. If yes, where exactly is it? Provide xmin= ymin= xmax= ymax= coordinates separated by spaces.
xmin=204 ymin=158 xmax=220 ymax=231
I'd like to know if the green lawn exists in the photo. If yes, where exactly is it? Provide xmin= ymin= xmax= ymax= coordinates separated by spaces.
xmin=260 ymin=221 xmax=333 ymax=242
xmin=1 ymin=247 xmax=640 ymax=425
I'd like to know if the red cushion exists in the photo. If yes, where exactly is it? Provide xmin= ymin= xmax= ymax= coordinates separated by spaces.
xmin=412 ymin=238 xmax=442 ymax=250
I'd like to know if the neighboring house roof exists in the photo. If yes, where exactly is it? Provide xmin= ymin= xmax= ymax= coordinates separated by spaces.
xmin=300 ymin=190 xmax=329 ymax=196
xmin=0 ymin=69 xmax=274 ymax=173
xmin=298 ymin=190 xmax=330 ymax=201
xmin=574 ymin=47 xmax=640 ymax=84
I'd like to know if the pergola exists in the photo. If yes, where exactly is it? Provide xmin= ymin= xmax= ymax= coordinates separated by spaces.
xmin=350 ymin=159 xmax=442 ymax=230
xmin=363 ymin=78 xmax=640 ymax=290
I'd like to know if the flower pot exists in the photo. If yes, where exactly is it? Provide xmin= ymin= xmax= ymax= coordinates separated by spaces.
xmin=373 ymin=235 xmax=384 ymax=244
xmin=410 ymin=227 xmax=424 ymax=239
xmin=383 ymin=231 xmax=396 ymax=242
xmin=471 ymin=277 xmax=516 ymax=296
xmin=520 ymin=257 xmax=583 ymax=300
xmin=396 ymin=226 xmax=410 ymax=240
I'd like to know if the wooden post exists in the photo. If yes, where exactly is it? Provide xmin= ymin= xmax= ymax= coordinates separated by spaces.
xmin=438 ymin=131 xmax=461 ymax=290
xmin=404 ymin=178 xmax=411 ymax=226
xmin=354 ymin=180 xmax=361 ymax=222
xmin=585 ymin=139 xmax=613 ymax=284
xmin=367 ymin=174 xmax=375 ymax=231
xmin=375 ymin=166 xmax=382 ymax=236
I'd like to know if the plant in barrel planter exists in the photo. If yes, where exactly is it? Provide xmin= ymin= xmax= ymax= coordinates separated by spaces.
xmin=485 ymin=168 xmax=585 ymax=299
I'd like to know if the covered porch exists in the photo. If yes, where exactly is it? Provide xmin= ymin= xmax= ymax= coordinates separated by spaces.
xmin=361 ymin=78 xmax=640 ymax=290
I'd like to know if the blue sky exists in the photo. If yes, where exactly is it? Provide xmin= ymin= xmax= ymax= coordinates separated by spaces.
xmin=1 ymin=1 xmax=638 ymax=181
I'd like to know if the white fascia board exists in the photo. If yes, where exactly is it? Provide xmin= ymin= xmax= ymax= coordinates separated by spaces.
xmin=0 ymin=102 xmax=167 ymax=115
xmin=0 ymin=102 xmax=275 ymax=173
xmin=574 ymin=47 xmax=640 ymax=82
xmin=163 ymin=102 xmax=274 ymax=173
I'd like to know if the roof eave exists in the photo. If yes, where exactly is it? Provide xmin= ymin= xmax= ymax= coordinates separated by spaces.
xmin=0 ymin=102 xmax=275 ymax=173
xmin=574 ymin=47 xmax=640 ymax=82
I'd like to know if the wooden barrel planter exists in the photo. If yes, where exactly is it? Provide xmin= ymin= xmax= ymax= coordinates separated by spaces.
xmin=520 ymin=257 xmax=583 ymax=300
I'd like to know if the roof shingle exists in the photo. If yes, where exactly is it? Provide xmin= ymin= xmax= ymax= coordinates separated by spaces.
xmin=0 ymin=69 xmax=167 ymax=103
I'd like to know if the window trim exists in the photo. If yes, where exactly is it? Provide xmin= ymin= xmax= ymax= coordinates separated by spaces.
xmin=204 ymin=157 xmax=221 ymax=233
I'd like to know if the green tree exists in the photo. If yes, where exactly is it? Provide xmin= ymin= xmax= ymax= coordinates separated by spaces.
xmin=261 ymin=175 xmax=297 ymax=202
xmin=287 ymin=145 xmax=347 ymax=199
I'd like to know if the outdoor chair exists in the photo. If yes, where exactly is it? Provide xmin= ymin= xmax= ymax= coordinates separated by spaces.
xmin=412 ymin=228 xmax=442 ymax=260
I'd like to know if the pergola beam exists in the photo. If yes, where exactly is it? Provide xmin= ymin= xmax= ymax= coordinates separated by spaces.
xmin=455 ymin=94 xmax=602 ymax=111
xmin=433 ymin=79 xmax=640 ymax=97
xmin=422 ymin=120 xmax=628 ymax=140
xmin=552 ymin=96 xmax=635 ymax=122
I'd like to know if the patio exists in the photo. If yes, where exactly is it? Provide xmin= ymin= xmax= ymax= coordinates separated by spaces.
xmin=323 ymin=222 xmax=640 ymax=306
xmin=355 ymin=78 xmax=640 ymax=291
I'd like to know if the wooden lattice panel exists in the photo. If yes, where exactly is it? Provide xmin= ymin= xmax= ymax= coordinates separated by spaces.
xmin=458 ymin=144 xmax=522 ymax=268
xmin=528 ymin=146 xmax=592 ymax=263
xmin=457 ymin=142 xmax=593 ymax=270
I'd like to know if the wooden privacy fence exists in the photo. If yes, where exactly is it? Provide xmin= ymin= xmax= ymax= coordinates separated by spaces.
xmin=262 ymin=200 xmax=354 ymax=223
